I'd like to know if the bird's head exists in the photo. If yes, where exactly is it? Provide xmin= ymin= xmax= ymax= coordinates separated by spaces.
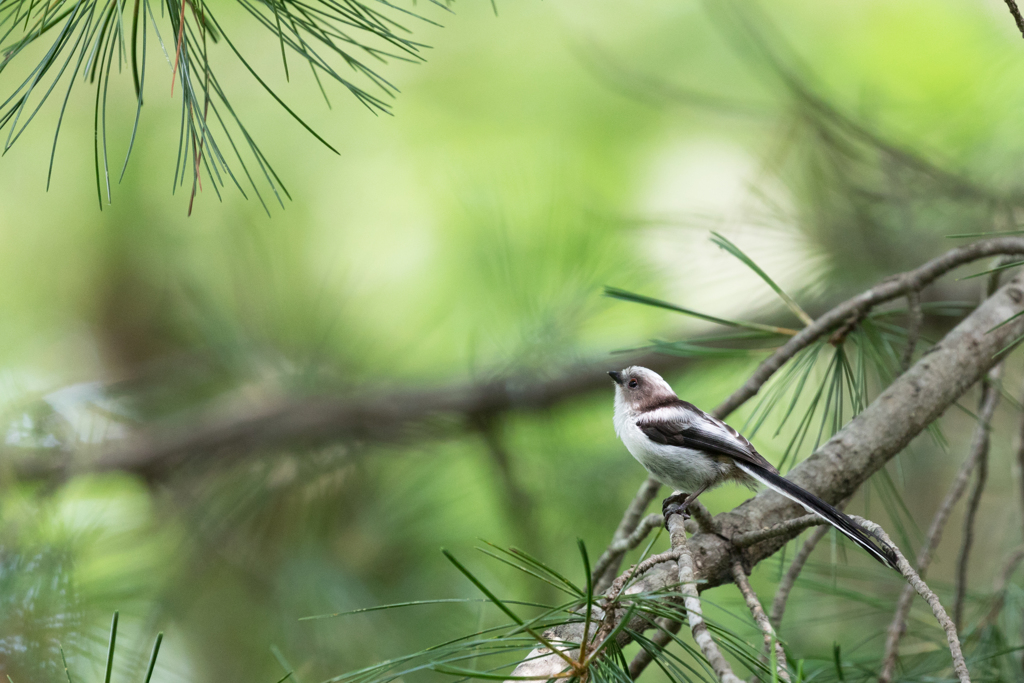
xmin=608 ymin=366 xmax=677 ymax=412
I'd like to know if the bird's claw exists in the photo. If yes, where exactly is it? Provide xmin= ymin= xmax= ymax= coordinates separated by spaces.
xmin=662 ymin=492 xmax=692 ymax=530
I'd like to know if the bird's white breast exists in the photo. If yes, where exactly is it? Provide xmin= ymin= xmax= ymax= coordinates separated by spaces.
xmin=613 ymin=396 xmax=722 ymax=493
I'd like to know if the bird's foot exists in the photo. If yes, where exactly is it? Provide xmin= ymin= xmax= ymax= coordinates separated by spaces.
xmin=662 ymin=492 xmax=692 ymax=530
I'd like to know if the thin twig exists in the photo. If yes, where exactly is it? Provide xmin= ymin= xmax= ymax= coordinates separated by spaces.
xmin=1017 ymin=378 xmax=1024 ymax=538
xmin=668 ymin=514 xmax=743 ymax=683
xmin=901 ymin=290 xmax=922 ymax=373
xmin=591 ymin=546 xmax=685 ymax=662
xmin=619 ymin=506 xmax=712 ymax=679
xmin=1004 ymin=0 xmax=1024 ymax=40
xmin=827 ymin=311 xmax=866 ymax=346
xmin=605 ymin=549 xmax=684 ymax=603
xmin=953 ymin=274 xmax=1003 ymax=629
xmin=594 ymin=478 xmax=663 ymax=593
xmin=731 ymin=559 xmax=790 ymax=682
xmin=475 ymin=415 xmax=542 ymax=554
xmin=713 ymin=238 xmax=1024 ymax=419
xmin=769 ymin=524 xmax=831 ymax=629
xmin=854 ymin=517 xmax=971 ymax=683
xmin=982 ymin=546 xmax=1024 ymax=626
xmin=628 ymin=618 xmax=682 ymax=679
xmin=590 ymin=514 xmax=664 ymax=587
xmin=953 ymin=394 xmax=991 ymax=630
xmin=731 ymin=515 xmax=823 ymax=548
xmin=767 ymin=500 xmax=849 ymax=630
xmin=878 ymin=371 xmax=1001 ymax=683
xmin=688 ymin=499 xmax=720 ymax=535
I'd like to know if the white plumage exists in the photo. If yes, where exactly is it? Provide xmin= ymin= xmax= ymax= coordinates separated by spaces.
xmin=609 ymin=365 xmax=899 ymax=570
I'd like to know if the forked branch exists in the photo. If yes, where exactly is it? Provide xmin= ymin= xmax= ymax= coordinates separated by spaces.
xmin=668 ymin=514 xmax=743 ymax=683
xmin=769 ymin=523 xmax=831 ymax=629
xmin=878 ymin=368 xmax=1001 ymax=683
xmin=510 ymin=268 xmax=1024 ymax=681
xmin=600 ymin=238 xmax=1024 ymax=578
xmin=731 ymin=559 xmax=790 ymax=682
xmin=856 ymin=518 xmax=971 ymax=683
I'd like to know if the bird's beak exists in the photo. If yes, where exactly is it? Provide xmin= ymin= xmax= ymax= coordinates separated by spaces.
xmin=608 ymin=370 xmax=623 ymax=385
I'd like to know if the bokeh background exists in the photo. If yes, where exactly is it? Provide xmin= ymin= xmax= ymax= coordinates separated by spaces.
xmin=3 ymin=0 xmax=1024 ymax=681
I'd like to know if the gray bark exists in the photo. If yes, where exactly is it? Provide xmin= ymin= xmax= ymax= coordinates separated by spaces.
xmin=692 ymin=274 xmax=1024 ymax=588
xmin=508 ymin=273 xmax=1024 ymax=679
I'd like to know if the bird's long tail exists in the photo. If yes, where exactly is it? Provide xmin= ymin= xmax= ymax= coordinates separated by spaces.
xmin=735 ymin=462 xmax=900 ymax=571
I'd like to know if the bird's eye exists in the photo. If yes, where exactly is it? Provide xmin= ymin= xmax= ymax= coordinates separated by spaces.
xmin=628 ymin=378 xmax=638 ymax=388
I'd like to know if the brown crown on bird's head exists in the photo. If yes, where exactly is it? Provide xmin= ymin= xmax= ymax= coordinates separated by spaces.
xmin=608 ymin=366 xmax=677 ymax=411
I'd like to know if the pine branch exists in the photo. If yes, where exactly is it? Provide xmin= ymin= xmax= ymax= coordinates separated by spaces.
xmin=1004 ymin=0 xmax=1024 ymax=40
xmin=600 ymin=237 xmax=1024 ymax=573
xmin=590 ymin=513 xmax=665 ymax=590
xmin=730 ymin=559 xmax=790 ymax=683
xmin=17 ymin=238 xmax=1022 ymax=488
xmin=878 ymin=365 xmax=1001 ymax=683
xmin=593 ymin=478 xmax=665 ymax=594
xmin=857 ymin=517 xmax=971 ymax=683
xmin=90 ymin=350 xmax=699 ymax=480
xmin=900 ymin=289 xmax=922 ymax=373
xmin=730 ymin=514 xmax=823 ymax=549
xmin=768 ymin=524 xmax=830 ymax=629
xmin=0 ymin=0 xmax=440 ymax=208
xmin=981 ymin=546 xmax=1024 ymax=626
xmin=668 ymin=514 xmax=743 ymax=683
xmin=507 ymin=272 xmax=1024 ymax=681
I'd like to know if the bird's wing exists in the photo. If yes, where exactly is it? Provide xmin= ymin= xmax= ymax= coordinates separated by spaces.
xmin=637 ymin=400 xmax=779 ymax=474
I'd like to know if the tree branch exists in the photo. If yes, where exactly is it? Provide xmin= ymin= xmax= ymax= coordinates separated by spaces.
xmin=508 ymin=272 xmax=1024 ymax=681
xmin=731 ymin=515 xmax=823 ymax=549
xmin=1004 ymin=0 xmax=1024 ymax=40
xmin=901 ymin=289 xmax=922 ymax=373
xmin=714 ymin=238 xmax=1024 ymax=419
xmin=855 ymin=517 xmax=971 ymax=683
xmin=953 ymin=389 xmax=992 ymax=630
xmin=878 ymin=367 xmax=1000 ymax=683
xmin=94 ymin=350 xmax=700 ymax=480
xmin=594 ymin=479 xmax=664 ymax=593
xmin=47 ymin=237 xmax=1024 ymax=487
xmin=730 ymin=559 xmax=790 ymax=682
xmin=669 ymin=514 xmax=743 ymax=683
xmin=982 ymin=546 xmax=1024 ymax=626
xmin=769 ymin=524 xmax=831 ymax=630
xmin=590 ymin=513 xmax=665 ymax=589
xmin=598 ymin=238 xmax=1024 ymax=567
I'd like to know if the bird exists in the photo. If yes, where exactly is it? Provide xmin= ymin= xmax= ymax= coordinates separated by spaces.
xmin=609 ymin=365 xmax=899 ymax=570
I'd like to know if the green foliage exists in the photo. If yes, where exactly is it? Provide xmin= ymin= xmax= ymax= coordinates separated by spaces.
xmin=5 ymin=0 xmax=1024 ymax=681
xmin=52 ymin=613 xmax=162 ymax=683
xmin=0 ymin=0 xmax=444 ymax=209
xmin=316 ymin=537 xmax=1024 ymax=683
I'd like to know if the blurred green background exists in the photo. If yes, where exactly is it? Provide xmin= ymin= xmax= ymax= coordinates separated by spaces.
xmin=3 ymin=0 xmax=1024 ymax=681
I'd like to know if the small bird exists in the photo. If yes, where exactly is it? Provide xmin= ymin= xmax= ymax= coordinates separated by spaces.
xmin=609 ymin=366 xmax=898 ymax=570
